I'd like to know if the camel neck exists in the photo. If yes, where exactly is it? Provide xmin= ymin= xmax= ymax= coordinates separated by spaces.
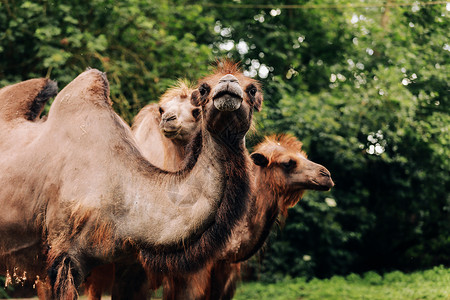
xmin=161 ymin=137 xmax=187 ymax=172
xmin=223 ymin=169 xmax=281 ymax=262
xmin=138 ymin=126 xmax=252 ymax=273
xmin=116 ymin=124 xmax=247 ymax=250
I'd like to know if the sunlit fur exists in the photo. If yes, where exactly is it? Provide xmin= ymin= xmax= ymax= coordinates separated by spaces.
xmin=254 ymin=134 xmax=309 ymax=216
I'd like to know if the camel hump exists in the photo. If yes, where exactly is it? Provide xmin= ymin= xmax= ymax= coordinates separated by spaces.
xmin=49 ymin=69 xmax=112 ymax=117
xmin=0 ymin=78 xmax=58 ymax=122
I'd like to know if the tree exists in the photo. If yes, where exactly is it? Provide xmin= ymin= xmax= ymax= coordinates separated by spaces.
xmin=205 ymin=0 xmax=449 ymax=279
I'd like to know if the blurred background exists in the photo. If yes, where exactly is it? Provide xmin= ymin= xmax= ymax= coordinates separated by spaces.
xmin=0 ymin=0 xmax=448 ymax=297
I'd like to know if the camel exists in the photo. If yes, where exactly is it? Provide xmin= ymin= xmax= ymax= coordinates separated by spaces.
xmin=84 ymin=80 xmax=200 ymax=299
xmin=92 ymin=133 xmax=333 ymax=300
xmin=0 ymin=61 xmax=262 ymax=299
xmin=83 ymin=62 xmax=264 ymax=300
xmin=131 ymin=80 xmax=200 ymax=171
xmin=162 ymin=134 xmax=334 ymax=300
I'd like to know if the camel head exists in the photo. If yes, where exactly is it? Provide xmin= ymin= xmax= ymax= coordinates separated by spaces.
xmin=191 ymin=60 xmax=263 ymax=144
xmin=251 ymin=134 xmax=334 ymax=211
xmin=158 ymin=80 xmax=201 ymax=142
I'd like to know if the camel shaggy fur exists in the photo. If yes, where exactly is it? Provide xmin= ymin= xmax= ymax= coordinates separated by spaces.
xmin=83 ymin=61 xmax=264 ymax=300
xmin=84 ymin=80 xmax=199 ymax=300
xmin=163 ymin=134 xmax=334 ymax=300
xmin=0 ymin=64 xmax=261 ymax=299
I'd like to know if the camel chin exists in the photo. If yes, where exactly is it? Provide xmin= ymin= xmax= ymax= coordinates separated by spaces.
xmin=161 ymin=127 xmax=181 ymax=139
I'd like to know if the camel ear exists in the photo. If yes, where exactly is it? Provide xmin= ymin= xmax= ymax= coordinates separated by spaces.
xmin=250 ymin=152 xmax=269 ymax=167
xmin=253 ymin=93 xmax=263 ymax=112
xmin=191 ymin=90 xmax=202 ymax=107
xmin=191 ymin=83 xmax=211 ymax=107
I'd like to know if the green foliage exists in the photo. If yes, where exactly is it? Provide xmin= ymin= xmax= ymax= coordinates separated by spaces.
xmin=0 ymin=276 xmax=9 ymax=298
xmin=235 ymin=266 xmax=450 ymax=300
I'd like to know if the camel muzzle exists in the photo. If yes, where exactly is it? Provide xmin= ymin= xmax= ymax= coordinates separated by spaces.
xmin=212 ymin=74 xmax=243 ymax=112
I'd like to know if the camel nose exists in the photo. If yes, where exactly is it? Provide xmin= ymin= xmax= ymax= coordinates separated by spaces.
xmin=219 ymin=74 xmax=239 ymax=84
xmin=162 ymin=112 xmax=177 ymax=122
xmin=319 ymin=168 xmax=334 ymax=188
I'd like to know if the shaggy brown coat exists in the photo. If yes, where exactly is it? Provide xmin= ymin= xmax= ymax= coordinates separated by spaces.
xmin=0 ymin=65 xmax=260 ymax=299
xmin=163 ymin=134 xmax=334 ymax=300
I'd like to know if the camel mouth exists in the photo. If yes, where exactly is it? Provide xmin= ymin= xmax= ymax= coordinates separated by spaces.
xmin=310 ymin=178 xmax=334 ymax=191
xmin=213 ymin=92 xmax=243 ymax=111
xmin=211 ymin=79 xmax=244 ymax=112
xmin=161 ymin=127 xmax=181 ymax=138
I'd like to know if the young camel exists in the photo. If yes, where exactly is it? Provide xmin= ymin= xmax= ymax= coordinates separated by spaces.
xmin=163 ymin=134 xmax=334 ymax=300
xmin=0 ymin=64 xmax=262 ymax=299
xmin=84 ymin=81 xmax=200 ymax=300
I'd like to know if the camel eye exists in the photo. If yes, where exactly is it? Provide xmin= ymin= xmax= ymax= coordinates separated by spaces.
xmin=281 ymin=159 xmax=297 ymax=171
xmin=192 ymin=108 xmax=201 ymax=119
xmin=198 ymin=84 xmax=210 ymax=97
xmin=247 ymin=85 xmax=257 ymax=97
xmin=158 ymin=107 xmax=164 ymax=115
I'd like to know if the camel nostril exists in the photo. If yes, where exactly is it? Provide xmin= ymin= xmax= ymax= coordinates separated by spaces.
xmin=163 ymin=114 xmax=177 ymax=122
xmin=320 ymin=169 xmax=331 ymax=178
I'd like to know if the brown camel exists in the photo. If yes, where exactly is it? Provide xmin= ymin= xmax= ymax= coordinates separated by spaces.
xmin=83 ymin=61 xmax=264 ymax=300
xmin=84 ymin=80 xmax=199 ymax=300
xmin=0 ymin=62 xmax=262 ymax=299
xmin=163 ymin=134 xmax=334 ymax=300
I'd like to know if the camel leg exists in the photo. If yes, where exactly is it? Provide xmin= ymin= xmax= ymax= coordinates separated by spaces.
xmin=111 ymin=262 xmax=149 ymax=300
xmin=84 ymin=264 xmax=115 ymax=300
xmin=48 ymin=255 xmax=82 ymax=300
xmin=36 ymin=278 xmax=52 ymax=300
xmin=210 ymin=262 xmax=240 ymax=300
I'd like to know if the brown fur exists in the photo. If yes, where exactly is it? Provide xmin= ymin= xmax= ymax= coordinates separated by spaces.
xmin=0 ymin=65 xmax=260 ymax=299
xmin=85 ymin=80 xmax=198 ymax=299
xmin=0 ymin=78 xmax=57 ymax=122
xmin=164 ymin=134 xmax=334 ymax=300
xmin=85 ymin=61 xmax=265 ymax=299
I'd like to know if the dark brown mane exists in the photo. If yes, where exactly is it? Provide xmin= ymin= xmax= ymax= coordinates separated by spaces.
xmin=139 ymin=132 xmax=252 ymax=273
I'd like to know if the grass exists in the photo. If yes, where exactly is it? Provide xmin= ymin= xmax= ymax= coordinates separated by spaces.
xmin=234 ymin=266 xmax=450 ymax=300
xmin=2 ymin=267 xmax=448 ymax=299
